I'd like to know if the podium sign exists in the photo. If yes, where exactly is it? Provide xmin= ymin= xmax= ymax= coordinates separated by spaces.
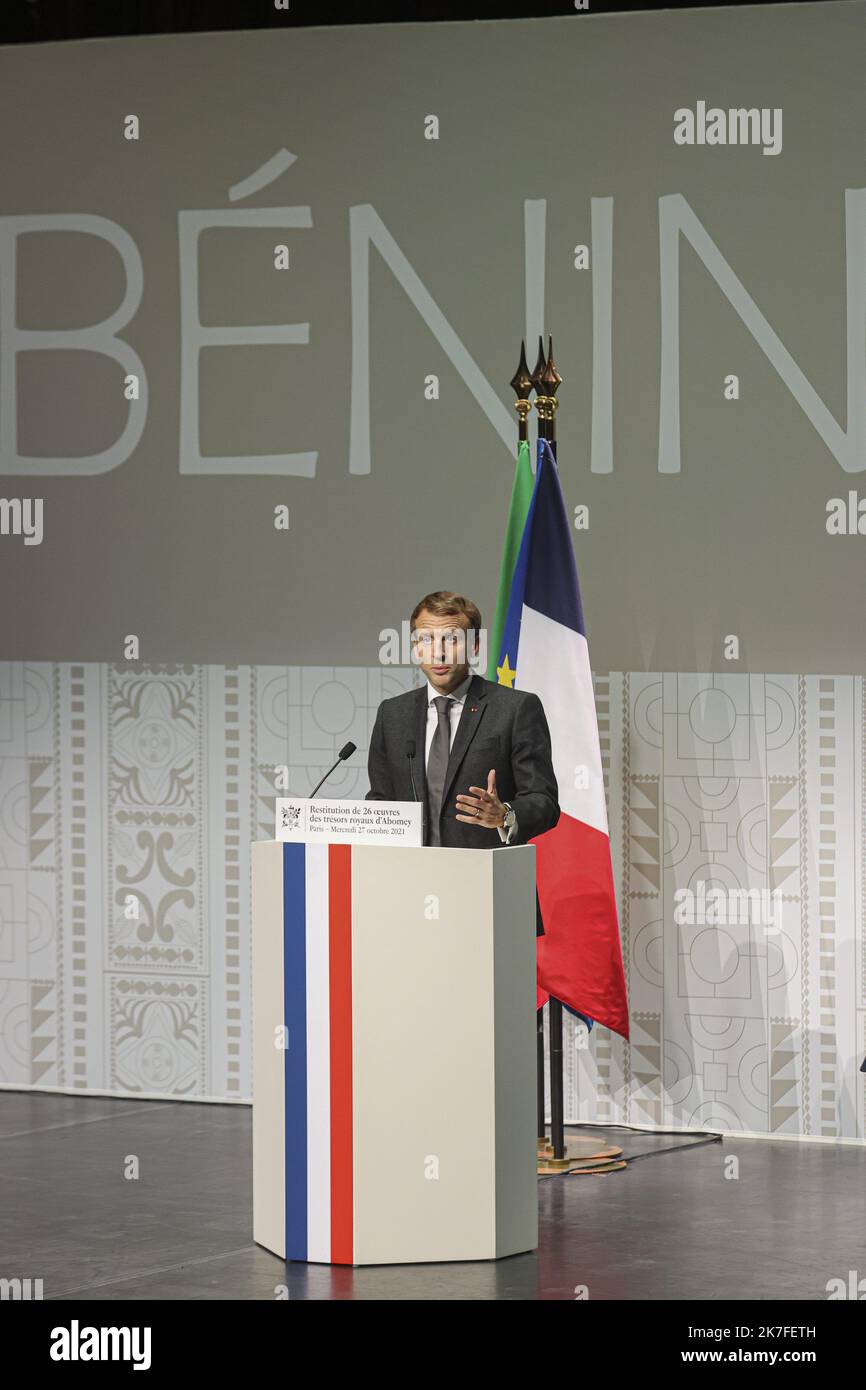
xmin=275 ymin=797 xmax=422 ymax=846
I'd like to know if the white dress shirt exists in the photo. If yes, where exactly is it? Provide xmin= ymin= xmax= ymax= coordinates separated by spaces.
xmin=424 ymin=677 xmax=517 ymax=843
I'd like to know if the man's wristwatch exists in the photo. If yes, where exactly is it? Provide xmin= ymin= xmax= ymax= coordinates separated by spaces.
xmin=502 ymin=801 xmax=516 ymax=833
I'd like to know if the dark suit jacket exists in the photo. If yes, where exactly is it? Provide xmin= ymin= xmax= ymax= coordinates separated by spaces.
xmin=366 ymin=673 xmax=560 ymax=932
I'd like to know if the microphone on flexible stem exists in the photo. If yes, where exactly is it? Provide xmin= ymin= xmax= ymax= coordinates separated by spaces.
xmin=405 ymin=739 xmax=418 ymax=800
xmin=309 ymin=741 xmax=356 ymax=798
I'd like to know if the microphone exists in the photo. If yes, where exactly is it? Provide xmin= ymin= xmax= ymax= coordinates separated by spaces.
xmin=405 ymin=738 xmax=418 ymax=800
xmin=309 ymin=741 xmax=356 ymax=798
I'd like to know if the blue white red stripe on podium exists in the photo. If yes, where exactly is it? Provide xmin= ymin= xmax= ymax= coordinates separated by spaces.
xmin=281 ymin=842 xmax=354 ymax=1264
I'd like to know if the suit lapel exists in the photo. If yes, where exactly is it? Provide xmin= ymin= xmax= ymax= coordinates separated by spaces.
xmin=440 ymin=674 xmax=488 ymax=809
xmin=412 ymin=685 xmax=428 ymax=805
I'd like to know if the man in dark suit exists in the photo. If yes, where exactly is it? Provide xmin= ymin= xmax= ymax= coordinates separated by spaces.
xmin=367 ymin=591 xmax=560 ymax=931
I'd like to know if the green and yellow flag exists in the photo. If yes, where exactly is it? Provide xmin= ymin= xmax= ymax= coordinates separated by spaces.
xmin=487 ymin=438 xmax=534 ymax=681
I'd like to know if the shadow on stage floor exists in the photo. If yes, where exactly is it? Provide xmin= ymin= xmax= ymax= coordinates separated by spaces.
xmin=3 ymin=1091 xmax=862 ymax=1301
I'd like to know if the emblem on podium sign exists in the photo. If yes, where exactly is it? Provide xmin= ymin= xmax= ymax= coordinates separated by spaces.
xmin=279 ymin=802 xmax=303 ymax=833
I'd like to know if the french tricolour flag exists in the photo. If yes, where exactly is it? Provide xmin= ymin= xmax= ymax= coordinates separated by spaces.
xmin=498 ymin=440 xmax=629 ymax=1039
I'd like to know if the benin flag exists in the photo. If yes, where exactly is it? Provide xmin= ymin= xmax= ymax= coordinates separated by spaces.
xmin=487 ymin=439 xmax=534 ymax=681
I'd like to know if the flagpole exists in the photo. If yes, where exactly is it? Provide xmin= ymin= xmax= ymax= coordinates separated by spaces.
xmin=540 ymin=338 xmax=570 ymax=1171
xmin=531 ymin=337 xmax=553 ymax=1165
xmin=510 ymin=340 xmax=533 ymax=444
xmin=531 ymin=336 xmax=549 ymax=446
xmin=508 ymin=342 xmax=548 ymax=1149
xmin=543 ymin=336 xmax=562 ymax=461
xmin=523 ymin=337 xmax=569 ymax=1171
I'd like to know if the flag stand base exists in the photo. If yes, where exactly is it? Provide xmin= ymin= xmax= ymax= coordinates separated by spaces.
xmin=537 ymin=1134 xmax=625 ymax=1176
xmin=537 ymin=1137 xmax=571 ymax=1172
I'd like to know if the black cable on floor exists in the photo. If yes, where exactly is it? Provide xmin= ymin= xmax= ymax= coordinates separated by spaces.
xmin=619 ymin=1134 xmax=723 ymax=1162
xmin=558 ymin=1122 xmax=725 ymax=1166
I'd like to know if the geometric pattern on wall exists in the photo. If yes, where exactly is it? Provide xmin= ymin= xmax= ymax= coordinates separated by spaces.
xmin=1 ymin=662 xmax=864 ymax=1140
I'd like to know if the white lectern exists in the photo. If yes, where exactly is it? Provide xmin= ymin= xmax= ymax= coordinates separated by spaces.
xmin=251 ymin=840 xmax=538 ymax=1266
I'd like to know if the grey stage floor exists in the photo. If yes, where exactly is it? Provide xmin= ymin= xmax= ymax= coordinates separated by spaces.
xmin=2 ymin=1091 xmax=863 ymax=1301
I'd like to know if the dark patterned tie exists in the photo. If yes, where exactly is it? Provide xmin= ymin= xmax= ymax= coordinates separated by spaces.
xmin=425 ymin=696 xmax=454 ymax=846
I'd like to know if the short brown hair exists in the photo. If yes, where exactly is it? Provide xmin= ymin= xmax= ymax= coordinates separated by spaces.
xmin=410 ymin=590 xmax=482 ymax=633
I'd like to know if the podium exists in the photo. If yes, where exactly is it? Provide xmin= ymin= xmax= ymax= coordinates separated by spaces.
xmin=251 ymin=840 xmax=538 ymax=1266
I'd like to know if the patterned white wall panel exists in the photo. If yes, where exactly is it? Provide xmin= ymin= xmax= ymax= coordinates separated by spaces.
xmin=0 ymin=663 xmax=863 ymax=1140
